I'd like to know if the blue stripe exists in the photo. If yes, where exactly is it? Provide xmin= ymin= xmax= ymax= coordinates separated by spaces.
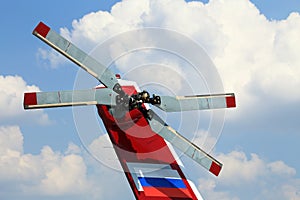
xmin=138 ymin=177 xmax=186 ymax=188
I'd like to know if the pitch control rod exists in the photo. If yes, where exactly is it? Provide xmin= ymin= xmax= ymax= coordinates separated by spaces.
xmin=115 ymin=90 xmax=161 ymax=110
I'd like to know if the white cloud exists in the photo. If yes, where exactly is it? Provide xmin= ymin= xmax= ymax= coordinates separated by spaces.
xmin=193 ymin=129 xmax=219 ymax=153
xmin=88 ymin=134 xmax=122 ymax=171
xmin=217 ymin=151 xmax=265 ymax=185
xmin=0 ymin=125 xmax=134 ymax=199
xmin=0 ymin=75 xmax=50 ymax=125
xmin=281 ymin=180 xmax=300 ymax=200
xmin=0 ymin=126 xmax=23 ymax=153
xmin=197 ymin=150 xmax=300 ymax=200
xmin=198 ymin=178 xmax=239 ymax=200
xmin=1 ymin=125 xmax=298 ymax=200
xmin=0 ymin=126 xmax=92 ymax=198
xmin=37 ymin=48 xmax=67 ymax=69
xmin=67 ymin=0 xmax=150 ymax=42
xmin=35 ymin=147 xmax=90 ymax=195
xmin=267 ymin=160 xmax=296 ymax=177
xmin=204 ymin=0 xmax=300 ymax=120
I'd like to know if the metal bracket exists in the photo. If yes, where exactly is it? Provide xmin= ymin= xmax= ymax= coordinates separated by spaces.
xmin=115 ymin=90 xmax=161 ymax=119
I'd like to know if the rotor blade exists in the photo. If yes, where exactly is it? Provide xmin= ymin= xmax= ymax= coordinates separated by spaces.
xmin=24 ymin=88 xmax=117 ymax=109
xmin=155 ymin=93 xmax=235 ymax=112
xmin=33 ymin=22 xmax=118 ymax=89
xmin=147 ymin=110 xmax=222 ymax=176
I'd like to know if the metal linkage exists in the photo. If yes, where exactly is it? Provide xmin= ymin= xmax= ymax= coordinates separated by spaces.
xmin=114 ymin=89 xmax=161 ymax=119
xmin=130 ymin=91 xmax=161 ymax=109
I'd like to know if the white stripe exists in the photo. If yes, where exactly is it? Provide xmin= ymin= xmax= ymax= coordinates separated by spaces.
xmin=127 ymin=162 xmax=183 ymax=191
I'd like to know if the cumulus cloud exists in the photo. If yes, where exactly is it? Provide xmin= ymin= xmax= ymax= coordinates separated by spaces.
xmin=217 ymin=151 xmax=265 ymax=185
xmin=0 ymin=126 xmax=91 ymax=198
xmin=88 ymin=134 xmax=122 ymax=171
xmin=205 ymin=0 xmax=300 ymax=124
xmin=267 ymin=160 xmax=296 ymax=177
xmin=198 ymin=150 xmax=300 ymax=200
xmin=281 ymin=180 xmax=300 ymax=200
xmin=0 ymin=125 xmax=133 ymax=199
xmin=3 ymin=125 xmax=297 ymax=199
xmin=0 ymin=75 xmax=50 ymax=125
xmin=37 ymin=48 xmax=67 ymax=69
xmin=198 ymin=178 xmax=239 ymax=200
xmin=193 ymin=129 xmax=220 ymax=153
xmin=0 ymin=126 xmax=23 ymax=153
xmin=35 ymin=148 xmax=89 ymax=195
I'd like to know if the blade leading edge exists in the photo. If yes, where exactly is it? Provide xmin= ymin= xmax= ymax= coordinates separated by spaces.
xmin=156 ymin=93 xmax=236 ymax=112
xmin=33 ymin=22 xmax=118 ymax=90
xmin=24 ymin=88 xmax=117 ymax=109
xmin=147 ymin=110 xmax=222 ymax=176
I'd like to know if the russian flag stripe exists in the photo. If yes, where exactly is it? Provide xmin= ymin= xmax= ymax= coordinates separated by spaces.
xmin=143 ymin=187 xmax=193 ymax=198
xmin=138 ymin=177 xmax=186 ymax=188
xmin=126 ymin=162 xmax=198 ymax=198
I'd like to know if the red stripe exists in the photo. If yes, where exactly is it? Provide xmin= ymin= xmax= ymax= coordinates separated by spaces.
xmin=209 ymin=161 xmax=222 ymax=176
xmin=33 ymin=22 xmax=50 ymax=38
xmin=226 ymin=96 xmax=236 ymax=108
xmin=143 ymin=187 xmax=193 ymax=198
xmin=24 ymin=93 xmax=37 ymax=106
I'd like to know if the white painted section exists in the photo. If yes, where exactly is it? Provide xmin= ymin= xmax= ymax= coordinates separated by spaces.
xmin=126 ymin=162 xmax=183 ymax=192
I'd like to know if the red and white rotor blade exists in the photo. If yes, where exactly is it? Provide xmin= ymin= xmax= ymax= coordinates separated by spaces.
xmin=148 ymin=110 xmax=222 ymax=176
xmin=33 ymin=22 xmax=118 ymax=89
xmin=156 ymin=93 xmax=236 ymax=112
xmin=24 ymin=89 xmax=117 ymax=109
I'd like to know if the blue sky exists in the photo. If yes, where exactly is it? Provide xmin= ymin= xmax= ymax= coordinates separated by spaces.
xmin=1 ymin=0 xmax=300 ymax=199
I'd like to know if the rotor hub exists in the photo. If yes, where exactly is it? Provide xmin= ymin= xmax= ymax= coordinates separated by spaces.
xmin=115 ymin=90 xmax=161 ymax=119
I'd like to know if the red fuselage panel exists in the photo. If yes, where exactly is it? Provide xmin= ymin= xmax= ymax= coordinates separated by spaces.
xmin=96 ymin=85 xmax=198 ymax=200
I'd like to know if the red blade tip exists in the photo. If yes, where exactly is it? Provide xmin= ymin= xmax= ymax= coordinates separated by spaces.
xmin=226 ymin=96 xmax=236 ymax=108
xmin=209 ymin=162 xmax=222 ymax=176
xmin=24 ymin=92 xmax=37 ymax=108
xmin=33 ymin=22 xmax=50 ymax=38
